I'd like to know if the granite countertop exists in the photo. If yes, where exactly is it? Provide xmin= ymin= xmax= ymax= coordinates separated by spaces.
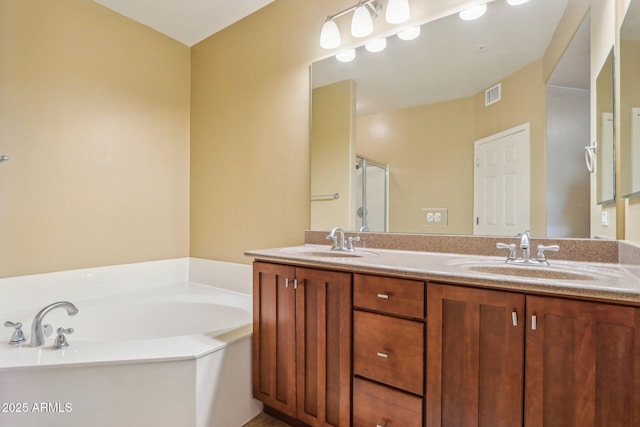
xmin=245 ymin=244 xmax=640 ymax=305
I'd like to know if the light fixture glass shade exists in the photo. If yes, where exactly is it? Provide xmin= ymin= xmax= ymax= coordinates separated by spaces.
xmin=459 ymin=3 xmax=487 ymax=20
xmin=336 ymin=49 xmax=356 ymax=62
xmin=351 ymin=5 xmax=373 ymax=37
xmin=385 ymin=0 xmax=410 ymax=24
xmin=320 ymin=19 xmax=341 ymax=49
xmin=397 ymin=26 xmax=420 ymax=41
xmin=507 ymin=0 xmax=530 ymax=4
xmin=365 ymin=38 xmax=387 ymax=53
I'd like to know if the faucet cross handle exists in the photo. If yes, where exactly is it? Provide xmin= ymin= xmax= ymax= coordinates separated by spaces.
xmin=496 ymin=243 xmax=517 ymax=260
xmin=536 ymin=244 xmax=560 ymax=263
xmin=4 ymin=321 xmax=26 ymax=345
xmin=347 ymin=236 xmax=361 ymax=251
xmin=53 ymin=327 xmax=74 ymax=350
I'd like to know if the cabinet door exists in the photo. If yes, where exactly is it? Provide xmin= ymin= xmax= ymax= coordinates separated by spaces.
xmin=427 ymin=283 xmax=525 ymax=427
xmin=252 ymin=262 xmax=297 ymax=417
xmin=525 ymin=296 xmax=640 ymax=427
xmin=296 ymin=267 xmax=352 ymax=427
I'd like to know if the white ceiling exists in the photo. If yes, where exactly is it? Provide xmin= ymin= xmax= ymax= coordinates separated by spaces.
xmin=92 ymin=0 xmax=274 ymax=46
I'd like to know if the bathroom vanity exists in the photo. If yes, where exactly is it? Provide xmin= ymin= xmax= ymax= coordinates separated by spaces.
xmin=247 ymin=234 xmax=640 ymax=427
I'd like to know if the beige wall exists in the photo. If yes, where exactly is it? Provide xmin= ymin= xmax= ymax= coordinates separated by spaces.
xmin=474 ymin=59 xmax=547 ymax=236
xmin=357 ymin=97 xmax=475 ymax=234
xmin=355 ymin=59 xmax=545 ymax=236
xmin=189 ymin=0 xmax=472 ymax=264
xmin=311 ymin=80 xmax=356 ymax=230
xmin=0 ymin=0 xmax=191 ymax=278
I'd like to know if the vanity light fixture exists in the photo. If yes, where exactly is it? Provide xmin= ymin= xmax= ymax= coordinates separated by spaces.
xmin=336 ymin=49 xmax=356 ymax=62
xmin=397 ymin=25 xmax=420 ymax=41
xmin=365 ymin=37 xmax=387 ymax=52
xmin=320 ymin=0 xmax=411 ymax=49
xmin=507 ymin=0 xmax=530 ymax=4
xmin=352 ymin=3 xmax=375 ymax=37
xmin=385 ymin=0 xmax=411 ymax=24
xmin=459 ymin=3 xmax=487 ymax=20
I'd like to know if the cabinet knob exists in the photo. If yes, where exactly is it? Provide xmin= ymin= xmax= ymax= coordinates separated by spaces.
xmin=376 ymin=351 xmax=389 ymax=359
xmin=377 ymin=293 xmax=390 ymax=300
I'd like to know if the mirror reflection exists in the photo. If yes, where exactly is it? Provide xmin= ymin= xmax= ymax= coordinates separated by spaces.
xmin=311 ymin=0 xmax=595 ymax=237
xmin=596 ymin=49 xmax=615 ymax=204
xmin=621 ymin=0 xmax=640 ymax=198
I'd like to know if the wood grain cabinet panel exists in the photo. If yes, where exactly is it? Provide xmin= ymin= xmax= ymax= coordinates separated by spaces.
xmin=426 ymin=282 xmax=525 ymax=427
xmin=353 ymin=377 xmax=423 ymax=427
xmin=525 ymin=296 xmax=640 ymax=427
xmin=354 ymin=310 xmax=424 ymax=395
xmin=252 ymin=262 xmax=352 ymax=427
xmin=354 ymin=274 xmax=425 ymax=319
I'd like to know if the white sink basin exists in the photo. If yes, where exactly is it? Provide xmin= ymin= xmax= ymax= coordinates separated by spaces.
xmin=447 ymin=258 xmax=623 ymax=282
xmin=279 ymin=246 xmax=378 ymax=258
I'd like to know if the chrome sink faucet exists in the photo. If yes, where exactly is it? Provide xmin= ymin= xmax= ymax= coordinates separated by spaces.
xmin=31 ymin=301 xmax=78 ymax=347
xmin=519 ymin=230 xmax=531 ymax=261
xmin=497 ymin=230 xmax=559 ymax=266
xmin=326 ymin=227 xmax=360 ymax=252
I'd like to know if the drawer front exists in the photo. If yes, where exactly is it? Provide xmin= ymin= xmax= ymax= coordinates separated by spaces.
xmin=354 ymin=310 xmax=424 ymax=395
xmin=353 ymin=377 xmax=423 ymax=427
xmin=354 ymin=274 xmax=425 ymax=319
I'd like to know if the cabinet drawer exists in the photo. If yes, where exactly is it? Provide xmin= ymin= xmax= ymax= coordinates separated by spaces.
xmin=354 ymin=310 xmax=424 ymax=395
xmin=354 ymin=274 xmax=425 ymax=319
xmin=353 ymin=377 xmax=423 ymax=427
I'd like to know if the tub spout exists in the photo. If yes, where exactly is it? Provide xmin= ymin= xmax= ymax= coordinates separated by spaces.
xmin=30 ymin=301 xmax=78 ymax=347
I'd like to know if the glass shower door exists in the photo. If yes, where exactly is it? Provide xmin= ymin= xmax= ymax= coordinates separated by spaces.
xmin=354 ymin=156 xmax=388 ymax=232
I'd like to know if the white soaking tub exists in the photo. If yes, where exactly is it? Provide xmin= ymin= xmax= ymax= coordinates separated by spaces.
xmin=0 ymin=258 xmax=261 ymax=427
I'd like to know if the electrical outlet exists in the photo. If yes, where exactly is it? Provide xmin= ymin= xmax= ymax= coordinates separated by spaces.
xmin=601 ymin=211 xmax=609 ymax=227
xmin=421 ymin=208 xmax=448 ymax=226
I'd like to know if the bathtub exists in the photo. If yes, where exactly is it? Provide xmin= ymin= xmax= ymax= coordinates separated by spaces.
xmin=0 ymin=258 xmax=262 ymax=427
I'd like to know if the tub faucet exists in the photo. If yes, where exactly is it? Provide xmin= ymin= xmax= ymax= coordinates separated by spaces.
xmin=30 ymin=301 xmax=78 ymax=347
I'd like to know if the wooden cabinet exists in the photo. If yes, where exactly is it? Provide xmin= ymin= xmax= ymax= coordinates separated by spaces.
xmin=252 ymin=262 xmax=352 ymax=426
xmin=426 ymin=282 xmax=525 ymax=427
xmin=353 ymin=273 xmax=426 ymax=427
xmin=252 ymin=257 xmax=640 ymax=427
xmin=427 ymin=282 xmax=640 ymax=427
xmin=525 ymin=296 xmax=640 ymax=427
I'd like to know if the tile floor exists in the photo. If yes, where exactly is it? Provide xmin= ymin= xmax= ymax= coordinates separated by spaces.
xmin=242 ymin=412 xmax=292 ymax=427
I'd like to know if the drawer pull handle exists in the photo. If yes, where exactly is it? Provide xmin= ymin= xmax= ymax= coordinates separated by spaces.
xmin=511 ymin=311 xmax=518 ymax=327
xmin=376 ymin=352 xmax=389 ymax=359
xmin=376 ymin=424 xmax=387 ymax=427
xmin=531 ymin=315 xmax=537 ymax=331
xmin=377 ymin=293 xmax=390 ymax=300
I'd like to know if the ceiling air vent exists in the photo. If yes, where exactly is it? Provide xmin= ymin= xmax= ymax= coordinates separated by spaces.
xmin=485 ymin=83 xmax=501 ymax=106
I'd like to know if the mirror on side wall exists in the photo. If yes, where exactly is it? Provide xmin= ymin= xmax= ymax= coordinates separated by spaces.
xmin=620 ymin=0 xmax=640 ymax=199
xmin=310 ymin=0 xmax=598 ymax=238
xmin=596 ymin=48 xmax=616 ymax=204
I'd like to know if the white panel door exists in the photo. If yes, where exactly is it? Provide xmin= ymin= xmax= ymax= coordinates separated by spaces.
xmin=474 ymin=123 xmax=530 ymax=236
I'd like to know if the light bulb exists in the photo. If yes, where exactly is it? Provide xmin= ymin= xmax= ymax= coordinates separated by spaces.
xmin=459 ymin=3 xmax=487 ymax=20
xmin=385 ymin=0 xmax=410 ymax=24
xmin=366 ymin=38 xmax=387 ymax=53
xmin=397 ymin=26 xmax=420 ymax=41
xmin=507 ymin=0 xmax=530 ymax=4
xmin=320 ymin=19 xmax=341 ymax=49
xmin=351 ymin=5 xmax=373 ymax=38
xmin=336 ymin=49 xmax=356 ymax=62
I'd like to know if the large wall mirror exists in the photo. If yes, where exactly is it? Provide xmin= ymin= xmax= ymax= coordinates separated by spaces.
xmin=311 ymin=0 xmax=596 ymax=238
xmin=621 ymin=0 xmax=640 ymax=199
